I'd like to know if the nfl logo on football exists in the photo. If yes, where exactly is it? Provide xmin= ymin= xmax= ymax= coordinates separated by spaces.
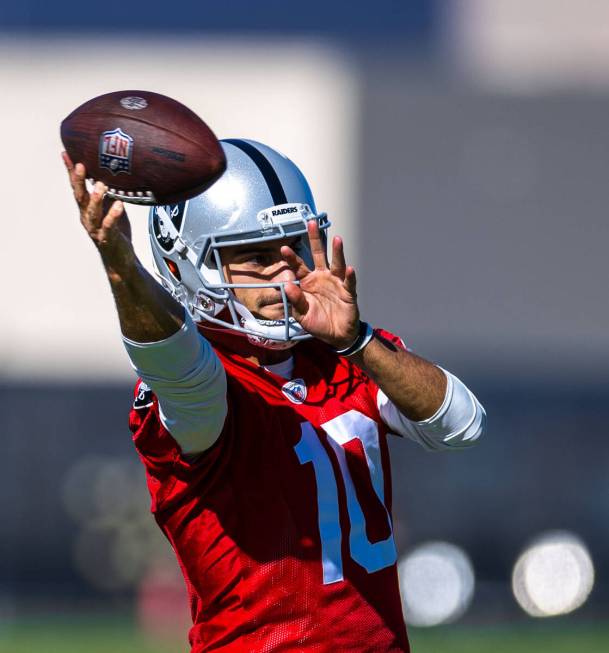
xmin=99 ymin=127 xmax=133 ymax=174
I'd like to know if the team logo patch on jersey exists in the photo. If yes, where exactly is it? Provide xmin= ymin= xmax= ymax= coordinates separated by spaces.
xmin=99 ymin=127 xmax=133 ymax=175
xmin=133 ymin=381 xmax=154 ymax=409
xmin=281 ymin=378 xmax=307 ymax=404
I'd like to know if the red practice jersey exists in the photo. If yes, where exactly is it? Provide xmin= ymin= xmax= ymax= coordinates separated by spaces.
xmin=129 ymin=328 xmax=410 ymax=653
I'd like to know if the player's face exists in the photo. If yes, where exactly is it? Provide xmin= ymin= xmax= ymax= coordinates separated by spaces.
xmin=221 ymin=237 xmax=299 ymax=320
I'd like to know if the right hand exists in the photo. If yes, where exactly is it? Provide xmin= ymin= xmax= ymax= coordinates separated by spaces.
xmin=62 ymin=151 xmax=135 ymax=273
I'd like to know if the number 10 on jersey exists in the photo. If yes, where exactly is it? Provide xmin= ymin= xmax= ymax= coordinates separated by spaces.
xmin=294 ymin=409 xmax=397 ymax=584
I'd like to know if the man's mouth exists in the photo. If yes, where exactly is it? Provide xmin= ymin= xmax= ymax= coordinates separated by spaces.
xmin=259 ymin=297 xmax=284 ymax=308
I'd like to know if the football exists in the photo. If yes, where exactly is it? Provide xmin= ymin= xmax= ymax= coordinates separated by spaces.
xmin=60 ymin=90 xmax=226 ymax=205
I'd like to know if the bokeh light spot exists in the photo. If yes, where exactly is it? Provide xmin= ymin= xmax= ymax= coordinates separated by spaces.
xmin=512 ymin=531 xmax=594 ymax=617
xmin=398 ymin=541 xmax=475 ymax=627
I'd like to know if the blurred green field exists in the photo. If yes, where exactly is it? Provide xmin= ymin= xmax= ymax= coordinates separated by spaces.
xmin=410 ymin=621 xmax=609 ymax=653
xmin=1 ymin=616 xmax=608 ymax=653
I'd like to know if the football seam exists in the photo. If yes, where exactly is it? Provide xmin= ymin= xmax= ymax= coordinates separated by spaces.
xmin=68 ymin=111 xmax=222 ymax=159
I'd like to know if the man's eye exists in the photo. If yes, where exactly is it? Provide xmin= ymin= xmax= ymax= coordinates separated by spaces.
xmin=239 ymin=253 xmax=270 ymax=266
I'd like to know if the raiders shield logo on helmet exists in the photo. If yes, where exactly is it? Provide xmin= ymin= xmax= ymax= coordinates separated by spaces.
xmin=152 ymin=203 xmax=187 ymax=252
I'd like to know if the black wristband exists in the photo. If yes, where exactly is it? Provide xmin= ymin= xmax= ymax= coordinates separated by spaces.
xmin=333 ymin=321 xmax=374 ymax=357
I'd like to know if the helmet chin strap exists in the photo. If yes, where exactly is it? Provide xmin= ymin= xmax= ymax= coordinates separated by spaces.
xmin=233 ymin=298 xmax=306 ymax=350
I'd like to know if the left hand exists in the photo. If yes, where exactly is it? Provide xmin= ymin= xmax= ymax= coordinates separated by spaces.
xmin=281 ymin=220 xmax=360 ymax=350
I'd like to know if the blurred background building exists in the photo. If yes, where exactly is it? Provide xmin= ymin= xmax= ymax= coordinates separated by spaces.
xmin=1 ymin=0 xmax=609 ymax=647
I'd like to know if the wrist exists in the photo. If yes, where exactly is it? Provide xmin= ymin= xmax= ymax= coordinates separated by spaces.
xmin=332 ymin=321 xmax=374 ymax=357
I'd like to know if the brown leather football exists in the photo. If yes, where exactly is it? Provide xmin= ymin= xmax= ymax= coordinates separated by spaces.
xmin=60 ymin=90 xmax=226 ymax=205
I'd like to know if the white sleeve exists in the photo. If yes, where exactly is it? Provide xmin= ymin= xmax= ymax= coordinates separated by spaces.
xmin=376 ymin=367 xmax=486 ymax=451
xmin=123 ymin=313 xmax=227 ymax=454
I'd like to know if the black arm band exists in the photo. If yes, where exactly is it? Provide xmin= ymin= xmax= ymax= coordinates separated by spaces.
xmin=333 ymin=321 xmax=375 ymax=357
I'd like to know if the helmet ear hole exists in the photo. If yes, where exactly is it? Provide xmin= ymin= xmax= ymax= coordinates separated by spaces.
xmin=164 ymin=258 xmax=181 ymax=281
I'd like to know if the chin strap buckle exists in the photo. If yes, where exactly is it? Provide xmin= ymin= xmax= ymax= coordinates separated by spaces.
xmin=174 ymin=238 xmax=188 ymax=257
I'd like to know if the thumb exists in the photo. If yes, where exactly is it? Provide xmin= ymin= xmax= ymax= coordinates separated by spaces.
xmin=101 ymin=200 xmax=125 ymax=231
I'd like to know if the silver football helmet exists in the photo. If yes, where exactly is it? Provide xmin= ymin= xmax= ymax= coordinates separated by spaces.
xmin=148 ymin=139 xmax=330 ymax=349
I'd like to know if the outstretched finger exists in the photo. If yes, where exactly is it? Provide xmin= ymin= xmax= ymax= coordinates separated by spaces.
xmin=330 ymin=236 xmax=347 ymax=279
xmin=307 ymin=220 xmax=328 ymax=270
xmin=284 ymin=281 xmax=309 ymax=320
xmin=281 ymin=245 xmax=311 ymax=280
xmin=344 ymin=265 xmax=357 ymax=298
